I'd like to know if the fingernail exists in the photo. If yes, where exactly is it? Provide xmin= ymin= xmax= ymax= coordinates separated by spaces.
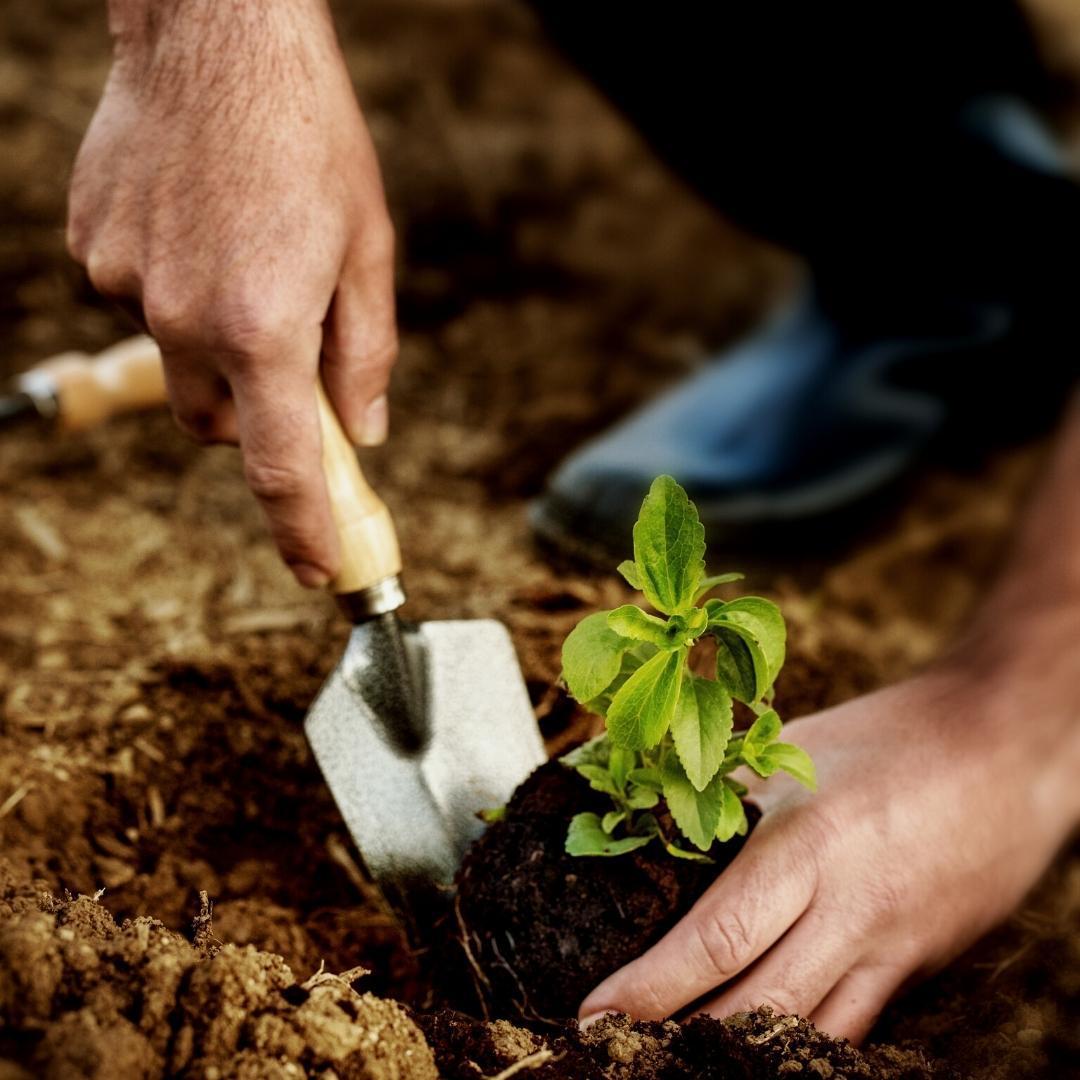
xmin=578 ymin=1011 xmax=614 ymax=1031
xmin=357 ymin=395 xmax=388 ymax=447
xmin=290 ymin=562 xmax=331 ymax=589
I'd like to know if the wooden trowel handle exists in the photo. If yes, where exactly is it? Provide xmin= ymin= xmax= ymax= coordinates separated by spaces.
xmin=315 ymin=383 xmax=403 ymax=599
xmin=18 ymin=336 xmax=166 ymax=433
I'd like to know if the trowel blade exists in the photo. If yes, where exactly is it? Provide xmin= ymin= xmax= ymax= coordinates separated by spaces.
xmin=304 ymin=618 xmax=546 ymax=900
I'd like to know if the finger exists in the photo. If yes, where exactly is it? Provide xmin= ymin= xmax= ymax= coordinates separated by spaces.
xmin=579 ymin=814 xmax=818 ymax=1023
xmin=162 ymin=353 xmax=238 ymax=444
xmin=229 ymin=340 xmax=340 ymax=587
xmin=321 ymin=230 xmax=397 ymax=447
xmin=810 ymin=962 xmax=905 ymax=1044
xmin=697 ymin=907 xmax=856 ymax=1022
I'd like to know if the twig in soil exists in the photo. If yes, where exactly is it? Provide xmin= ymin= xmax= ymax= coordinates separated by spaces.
xmin=191 ymin=890 xmax=221 ymax=953
xmin=0 ymin=783 xmax=32 ymax=820
xmin=746 ymin=1015 xmax=799 ymax=1045
xmin=478 ymin=1049 xmax=559 ymax=1079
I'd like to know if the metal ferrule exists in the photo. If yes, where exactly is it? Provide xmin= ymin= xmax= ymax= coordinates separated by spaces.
xmin=336 ymin=575 xmax=406 ymax=623
xmin=12 ymin=371 xmax=61 ymax=421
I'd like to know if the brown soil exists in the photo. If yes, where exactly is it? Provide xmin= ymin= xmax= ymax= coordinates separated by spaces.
xmin=2 ymin=0 xmax=1080 ymax=1077
xmin=449 ymin=758 xmax=759 ymax=1023
xmin=417 ymin=1007 xmax=949 ymax=1079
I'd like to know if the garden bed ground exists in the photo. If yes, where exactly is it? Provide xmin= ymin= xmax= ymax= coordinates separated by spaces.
xmin=2 ymin=0 xmax=1079 ymax=1076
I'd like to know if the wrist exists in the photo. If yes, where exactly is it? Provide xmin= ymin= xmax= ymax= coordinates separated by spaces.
xmin=943 ymin=602 xmax=1080 ymax=831
xmin=107 ymin=0 xmax=334 ymax=63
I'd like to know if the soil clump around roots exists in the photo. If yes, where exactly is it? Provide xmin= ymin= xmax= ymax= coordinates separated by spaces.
xmin=448 ymin=759 xmax=757 ymax=1023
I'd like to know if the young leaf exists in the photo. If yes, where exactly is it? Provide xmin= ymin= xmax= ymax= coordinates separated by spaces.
xmin=739 ymin=709 xmax=783 ymax=777
xmin=715 ymin=781 xmax=749 ymax=842
xmin=706 ymin=597 xmax=786 ymax=699
xmin=627 ymin=766 xmax=663 ymax=792
xmin=632 ymin=476 xmax=705 ymax=616
xmin=665 ymin=842 xmax=715 ymax=864
xmin=607 ymin=647 xmax=685 ymax=750
xmin=608 ymin=743 xmax=634 ymax=793
xmin=670 ymin=673 xmax=733 ymax=791
xmin=618 ymin=560 xmax=643 ymax=589
xmin=607 ymin=605 xmax=678 ymax=648
xmin=762 ymin=742 xmax=817 ymax=790
xmin=477 ymin=806 xmax=506 ymax=824
xmin=661 ymin=754 xmax=724 ymax=852
xmin=625 ymin=784 xmax=660 ymax=810
xmin=693 ymin=572 xmax=745 ymax=602
xmin=562 ymin=611 xmax=632 ymax=703
xmin=560 ymin=734 xmax=609 ymax=770
xmin=711 ymin=624 xmax=767 ymax=704
xmin=573 ymin=764 xmax=622 ymax=797
xmin=602 ymin=810 xmax=627 ymax=834
xmin=566 ymin=812 xmax=657 ymax=857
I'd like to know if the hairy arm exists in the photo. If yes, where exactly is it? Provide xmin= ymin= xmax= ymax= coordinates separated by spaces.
xmin=581 ymin=398 xmax=1080 ymax=1041
xmin=69 ymin=0 xmax=396 ymax=585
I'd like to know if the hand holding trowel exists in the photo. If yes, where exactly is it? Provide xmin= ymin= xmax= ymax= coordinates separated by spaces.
xmin=4 ymin=337 xmax=546 ymax=911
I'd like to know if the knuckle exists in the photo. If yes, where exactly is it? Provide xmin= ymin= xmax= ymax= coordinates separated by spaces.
xmin=242 ymin=457 xmax=306 ymax=503
xmin=694 ymin=908 xmax=754 ymax=980
xmin=85 ymin=251 xmax=131 ymax=299
xmin=145 ymin=284 xmax=294 ymax=360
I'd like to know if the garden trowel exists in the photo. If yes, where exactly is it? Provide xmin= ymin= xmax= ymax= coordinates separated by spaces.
xmin=305 ymin=386 xmax=546 ymax=912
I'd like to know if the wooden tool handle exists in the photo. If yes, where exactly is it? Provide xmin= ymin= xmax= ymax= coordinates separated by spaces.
xmin=315 ymin=383 xmax=402 ymax=596
xmin=19 ymin=336 xmax=167 ymax=433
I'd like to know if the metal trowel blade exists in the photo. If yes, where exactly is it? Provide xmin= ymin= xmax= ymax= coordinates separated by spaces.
xmin=304 ymin=617 xmax=546 ymax=905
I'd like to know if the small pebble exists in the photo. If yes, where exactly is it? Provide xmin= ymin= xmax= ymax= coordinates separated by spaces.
xmin=808 ymin=1060 xmax=834 ymax=1078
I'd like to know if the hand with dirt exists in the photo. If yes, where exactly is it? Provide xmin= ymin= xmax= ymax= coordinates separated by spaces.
xmin=580 ymin=402 xmax=1080 ymax=1043
xmin=68 ymin=0 xmax=396 ymax=587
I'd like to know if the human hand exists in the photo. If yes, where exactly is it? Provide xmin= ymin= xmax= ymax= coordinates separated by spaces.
xmin=67 ymin=0 xmax=396 ymax=586
xmin=578 ymin=616 xmax=1080 ymax=1042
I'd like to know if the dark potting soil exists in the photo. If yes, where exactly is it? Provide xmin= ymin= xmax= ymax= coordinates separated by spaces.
xmin=417 ymin=1006 xmax=950 ymax=1079
xmin=448 ymin=757 xmax=759 ymax=1023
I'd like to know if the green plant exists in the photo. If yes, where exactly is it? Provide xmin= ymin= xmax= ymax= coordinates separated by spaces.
xmin=559 ymin=476 xmax=816 ymax=860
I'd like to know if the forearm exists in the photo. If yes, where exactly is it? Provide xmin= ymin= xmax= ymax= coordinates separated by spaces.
xmin=105 ymin=0 xmax=340 ymax=95
xmin=951 ymin=393 xmax=1080 ymax=826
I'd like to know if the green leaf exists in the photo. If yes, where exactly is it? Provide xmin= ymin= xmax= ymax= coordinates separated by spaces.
xmin=618 ymin=560 xmax=643 ymax=589
xmin=560 ymin=734 xmax=608 ymax=770
xmin=740 ymin=709 xmax=783 ymax=777
xmin=694 ymin=572 xmax=745 ymax=602
xmin=632 ymin=476 xmax=705 ymax=616
xmin=758 ymin=742 xmax=818 ymax=791
xmin=627 ymin=766 xmax=663 ymax=792
xmin=573 ymin=764 xmax=622 ymax=797
xmin=661 ymin=754 xmax=724 ymax=852
xmin=562 ymin=611 xmax=633 ymax=703
xmin=565 ymin=812 xmax=657 ymax=857
xmin=607 ymin=605 xmax=679 ymax=648
xmin=607 ymin=647 xmax=686 ymax=750
xmin=705 ymin=597 xmax=786 ymax=700
xmin=715 ymin=781 xmax=749 ymax=842
xmin=665 ymin=842 xmax=715 ymax=864
xmin=602 ymin=810 xmax=627 ymax=834
xmin=625 ymin=784 xmax=660 ymax=810
xmin=477 ymin=805 xmax=506 ymax=824
xmin=711 ymin=625 xmax=766 ymax=704
xmin=670 ymin=673 xmax=734 ymax=791
xmin=608 ymin=744 xmax=634 ymax=792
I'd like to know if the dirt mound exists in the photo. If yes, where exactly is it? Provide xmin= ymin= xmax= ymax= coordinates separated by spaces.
xmin=0 ymin=865 xmax=436 ymax=1079
xmin=417 ymin=1007 xmax=948 ymax=1079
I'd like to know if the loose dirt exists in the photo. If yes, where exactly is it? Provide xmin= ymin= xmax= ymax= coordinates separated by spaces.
xmin=2 ymin=0 xmax=1079 ymax=1077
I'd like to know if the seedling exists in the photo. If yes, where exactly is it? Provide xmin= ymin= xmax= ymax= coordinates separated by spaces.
xmin=560 ymin=476 xmax=816 ymax=860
